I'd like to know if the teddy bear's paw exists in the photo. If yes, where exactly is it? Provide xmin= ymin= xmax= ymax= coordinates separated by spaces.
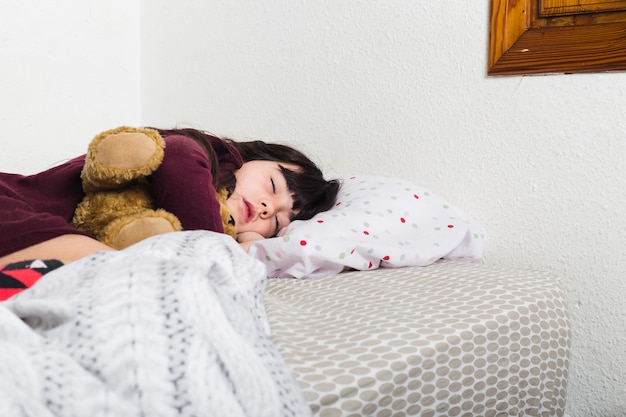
xmin=82 ymin=126 xmax=166 ymax=192
xmin=103 ymin=209 xmax=182 ymax=250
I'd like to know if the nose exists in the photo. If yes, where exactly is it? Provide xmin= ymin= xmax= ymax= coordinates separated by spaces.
xmin=258 ymin=200 xmax=275 ymax=219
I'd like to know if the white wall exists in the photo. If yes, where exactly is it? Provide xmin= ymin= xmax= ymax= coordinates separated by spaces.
xmin=0 ymin=1 xmax=140 ymax=174
xmin=141 ymin=2 xmax=626 ymax=416
xmin=1 ymin=2 xmax=624 ymax=416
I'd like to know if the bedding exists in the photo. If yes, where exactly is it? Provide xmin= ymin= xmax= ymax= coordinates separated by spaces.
xmin=249 ymin=174 xmax=487 ymax=278
xmin=0 ymin=231 xmax=311 ymax=417
xmin=265 ymin=260 xmax=571 ymax=417
xmin=0 ymin=206 xmax=569 ymax=416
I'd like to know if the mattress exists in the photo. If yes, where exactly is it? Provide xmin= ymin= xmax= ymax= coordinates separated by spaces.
xmin=265 ymin=260 xmax=570 ymax=417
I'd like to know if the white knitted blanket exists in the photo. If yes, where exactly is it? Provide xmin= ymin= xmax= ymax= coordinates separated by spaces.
xmin=0 ymin=231 xmax=311 ymax=417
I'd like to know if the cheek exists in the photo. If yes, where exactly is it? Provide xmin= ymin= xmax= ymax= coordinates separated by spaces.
xmin=225 ymin=195 xmax=241 ymax=222
xmin=225 ymin=199 xmax=236 ymax=215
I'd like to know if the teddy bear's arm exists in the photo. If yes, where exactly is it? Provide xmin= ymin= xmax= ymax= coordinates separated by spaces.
xmin=148 ymin=135 xmax=226 ymax=233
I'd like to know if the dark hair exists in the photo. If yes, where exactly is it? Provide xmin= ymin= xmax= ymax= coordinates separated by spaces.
xmin=155 ymin=128 xmax=340 ymax=222
xmin=227 ymin=140 xmax=341 ymax=221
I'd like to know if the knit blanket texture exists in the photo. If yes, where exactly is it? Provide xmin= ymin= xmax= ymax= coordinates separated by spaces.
xmin=0 ymin=231 xmax=311 ymax=417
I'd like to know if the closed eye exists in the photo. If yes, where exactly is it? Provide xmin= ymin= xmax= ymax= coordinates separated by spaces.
xmin=271 ymin=178 xmax=279 ymax=235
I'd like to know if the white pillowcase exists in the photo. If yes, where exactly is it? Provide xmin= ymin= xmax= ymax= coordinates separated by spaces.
xmin=248 ymin=174 xmax=487 ymax=278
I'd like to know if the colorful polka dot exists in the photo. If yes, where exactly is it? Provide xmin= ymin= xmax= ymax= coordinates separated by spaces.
xmin=250 ymin=174 xmax=486 ymax=278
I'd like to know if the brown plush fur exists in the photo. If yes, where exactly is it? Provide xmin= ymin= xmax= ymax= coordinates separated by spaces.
xmin=81 ymin=126 xmax=166 ymax=193
xmin=71 ymin=126 xmax=235 ymax=250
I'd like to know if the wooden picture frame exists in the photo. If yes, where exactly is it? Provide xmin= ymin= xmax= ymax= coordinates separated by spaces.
xmin=488 ymin=0 xmax=626 ymax=76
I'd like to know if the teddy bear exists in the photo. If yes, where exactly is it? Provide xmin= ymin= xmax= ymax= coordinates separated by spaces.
xmin=71 ymin=126 xmax=236 ymax=250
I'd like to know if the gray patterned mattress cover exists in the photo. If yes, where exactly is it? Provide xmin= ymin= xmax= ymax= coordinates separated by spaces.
xmin=265 ymin=260 xmax=570 ymax=417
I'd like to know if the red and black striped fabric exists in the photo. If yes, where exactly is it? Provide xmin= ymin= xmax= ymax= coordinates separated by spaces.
xmin=0 ymin=259 xmax=63 ymax=301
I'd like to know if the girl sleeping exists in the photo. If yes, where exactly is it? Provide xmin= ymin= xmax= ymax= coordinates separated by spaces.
xmin=0 ymin=126 xmax=340 ymax=300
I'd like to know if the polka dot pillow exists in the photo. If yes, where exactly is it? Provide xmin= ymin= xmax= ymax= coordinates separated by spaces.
xmin=248 ymin=174 xmax=487 ymax=278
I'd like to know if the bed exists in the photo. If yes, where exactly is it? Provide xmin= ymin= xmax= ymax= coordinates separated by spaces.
xmin=0 ymin=174 xmax=570 ymax=417
xmin=265 ymin=262 xmax=570 ymax=417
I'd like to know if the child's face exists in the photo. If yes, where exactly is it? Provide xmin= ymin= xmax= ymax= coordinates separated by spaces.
xmin=226 ymin=160 xmax=299 ymax=239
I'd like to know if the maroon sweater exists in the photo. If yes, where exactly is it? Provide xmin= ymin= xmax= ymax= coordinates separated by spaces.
xmin=0 ymin=134 xmax=242 ymax=258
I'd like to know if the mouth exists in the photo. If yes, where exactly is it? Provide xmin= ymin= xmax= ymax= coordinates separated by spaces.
xmin=243 ymin=199 xmax=255 ymax=223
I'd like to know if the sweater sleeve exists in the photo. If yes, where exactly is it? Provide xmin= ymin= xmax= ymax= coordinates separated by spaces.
xmin=149 ymin=135 xmax=234 ymax=232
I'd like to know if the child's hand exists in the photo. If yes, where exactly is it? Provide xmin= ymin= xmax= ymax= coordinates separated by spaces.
xmin=236 ymin=231 xmax=265 ymax=252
